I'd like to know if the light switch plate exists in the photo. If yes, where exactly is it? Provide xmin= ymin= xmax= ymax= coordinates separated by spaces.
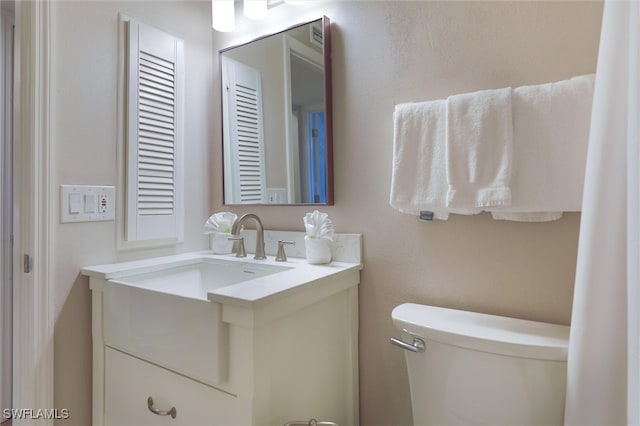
xmin=60 ymin=185 xmax=115 ymax=223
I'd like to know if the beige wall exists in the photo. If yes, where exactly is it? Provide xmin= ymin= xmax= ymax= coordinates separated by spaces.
xmin=51 ymin=1 xmax=603 ymax=426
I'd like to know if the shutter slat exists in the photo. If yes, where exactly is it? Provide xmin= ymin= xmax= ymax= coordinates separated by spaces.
xmin=139 ymin=149 xmax=174 ymax=161
xmin=140 ymin=103 xmax=173 ymax=119
xmin=140 ymin=69 xmax=175 ymax=88
xmin=140 ymin=116 xmax=175 ymax=131
xmin=140 ymin=111 xmax=174 ymax=126
xmin=140 ymin=124 xmax=174 ymax=137
xmin=139 ymin=96 xmax=174 ymax=113
xmin=139 ymin=143 xmax=174 ymax=151
xmin=140 ymin=132 xmax=175 ymax=145
xmin=140 ymin=53 xmax=175 ymax=74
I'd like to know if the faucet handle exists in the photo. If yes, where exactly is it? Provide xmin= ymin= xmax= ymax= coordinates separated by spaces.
xmin=228 ymin=236 xmax=246 ymax=258
xmin=275 ymin=240 xmax=296 ymax=262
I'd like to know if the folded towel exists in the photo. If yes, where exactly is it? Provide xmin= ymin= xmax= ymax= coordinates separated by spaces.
xmin=446 ymin=87 xmax=513 ymax=209
xmin=303 ymin=210 xmax=334 ymax=240
xmin=490 ymin=74 xmax=595 ymax=221
xmin=390 ymin=101 xmax=479 ymax=220
xmin=203 ymin=211 xmax=237 ymax=234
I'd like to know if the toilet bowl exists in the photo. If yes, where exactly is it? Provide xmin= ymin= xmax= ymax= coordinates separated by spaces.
xmin=391 ymin=303 xmax=570 ymax=426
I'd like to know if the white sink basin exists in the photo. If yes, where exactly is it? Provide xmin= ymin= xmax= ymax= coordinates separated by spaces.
xmin=110 ymin=257 xmax=293 ymax=300
xmin=100 ymin=257 xmax=292 ymax=386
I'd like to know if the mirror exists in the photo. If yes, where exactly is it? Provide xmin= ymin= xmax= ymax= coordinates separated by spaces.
xmin=220 ymin=16 xmax=333 ymax=205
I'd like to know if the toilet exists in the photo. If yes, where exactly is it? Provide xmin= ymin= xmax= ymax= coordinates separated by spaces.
xmin=391 ymin=303 xmax=570 ymax=426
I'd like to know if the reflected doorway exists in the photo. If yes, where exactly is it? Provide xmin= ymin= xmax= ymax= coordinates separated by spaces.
xmin=302 ymin=109 xmax=326 ymax=204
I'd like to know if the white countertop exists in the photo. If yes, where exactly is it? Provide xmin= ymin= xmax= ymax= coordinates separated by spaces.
xmin=82 ymin=250 xmax=362 ymax=308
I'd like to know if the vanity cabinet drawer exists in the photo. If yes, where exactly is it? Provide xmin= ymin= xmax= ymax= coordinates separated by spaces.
xmin=104 ymin=348 xmax=248 ymax=426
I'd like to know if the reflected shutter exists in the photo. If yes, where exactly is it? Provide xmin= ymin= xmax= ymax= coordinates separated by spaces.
xmin=221 ymin=57 xmax=266 ymax=204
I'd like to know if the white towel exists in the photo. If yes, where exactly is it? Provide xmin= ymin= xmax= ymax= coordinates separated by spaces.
xmin=490 ymin=74 xmax=595 ymax=221
xmin=390 ymin=101 xmax=479 ymax=220
xmin=446 ymin=87 xmax=513 ymax=210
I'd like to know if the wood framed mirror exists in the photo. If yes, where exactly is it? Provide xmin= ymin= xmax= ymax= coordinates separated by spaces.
xmin=220 ymin=16 xmax=333 ymax=205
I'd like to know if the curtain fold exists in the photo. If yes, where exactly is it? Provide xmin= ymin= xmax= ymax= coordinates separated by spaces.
xmin=565 ymin=1 xmax=640 ymax=424
xmin=626 ymin=4 xmax=640 ymax=425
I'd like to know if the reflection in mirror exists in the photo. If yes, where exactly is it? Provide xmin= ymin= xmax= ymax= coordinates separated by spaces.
xmin=220 ymin=17 xmax=333 ymax=205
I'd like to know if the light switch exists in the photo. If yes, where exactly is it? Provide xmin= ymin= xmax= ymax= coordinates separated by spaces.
xmin=84 ymin=193 xmax=96 ymax=213
xmin=61 ymin=185 xmax=115 ymax=223
xmin=69 ymin=193 xmax=82 ymax=214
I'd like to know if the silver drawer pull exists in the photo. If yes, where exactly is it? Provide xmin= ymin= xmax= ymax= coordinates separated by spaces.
xmin=147 ymin=396 xmax=177 ymax=419
xmin=284 ymin=420 xmax=338 ymax=426
xmin=390 ymin=329 xmax=426 ymax=353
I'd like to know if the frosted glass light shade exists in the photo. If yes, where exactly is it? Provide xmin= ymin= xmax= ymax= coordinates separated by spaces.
xmin=212 ymin=0 xmax=235 ymax=32
xmin=243 ymin=0 xmax=267 ymax=20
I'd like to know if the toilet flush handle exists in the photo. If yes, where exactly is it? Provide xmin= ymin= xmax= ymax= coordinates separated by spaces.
xmin=390 ymin=330 xmax=426 ymax=353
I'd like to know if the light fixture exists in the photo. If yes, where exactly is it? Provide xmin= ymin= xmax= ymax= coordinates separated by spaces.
xmin=243 ymin=0 xmax=268 ymax=20
xmin=212 ymin=0 xmax=235 ymax=32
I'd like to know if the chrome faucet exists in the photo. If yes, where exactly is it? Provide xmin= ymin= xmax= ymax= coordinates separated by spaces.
xmin=231 ymin=213 xmax=266 ymax=260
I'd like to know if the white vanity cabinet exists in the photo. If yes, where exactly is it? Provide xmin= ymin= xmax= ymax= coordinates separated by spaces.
xmin=85 ymin=232 xmax=362 ymax=426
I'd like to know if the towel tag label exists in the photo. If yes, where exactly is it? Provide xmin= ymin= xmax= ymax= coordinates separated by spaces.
xmin=419 ymin=211 xmax=434 ymax=222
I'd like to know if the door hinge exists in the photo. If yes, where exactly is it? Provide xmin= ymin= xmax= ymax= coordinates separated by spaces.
xmin=23 ymin=254 xmax=33 ymax=274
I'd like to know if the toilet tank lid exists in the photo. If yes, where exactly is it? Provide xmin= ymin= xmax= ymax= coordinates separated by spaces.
xmin=391 ymin=303 xmax=569 ymax=361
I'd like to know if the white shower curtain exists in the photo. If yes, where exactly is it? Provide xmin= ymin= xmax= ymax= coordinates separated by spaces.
xmin=564 ymin=1 xmax=640 ymax=425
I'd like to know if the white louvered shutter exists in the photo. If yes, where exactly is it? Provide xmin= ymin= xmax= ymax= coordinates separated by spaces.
xmin=126 ymin=20 xmax=184 ymax=242
xmin=221 ymin=57 xmax=266 ymax=204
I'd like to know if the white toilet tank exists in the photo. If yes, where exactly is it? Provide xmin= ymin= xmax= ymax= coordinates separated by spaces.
xmin=391 ymin=303 xmax=570 ymax=426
